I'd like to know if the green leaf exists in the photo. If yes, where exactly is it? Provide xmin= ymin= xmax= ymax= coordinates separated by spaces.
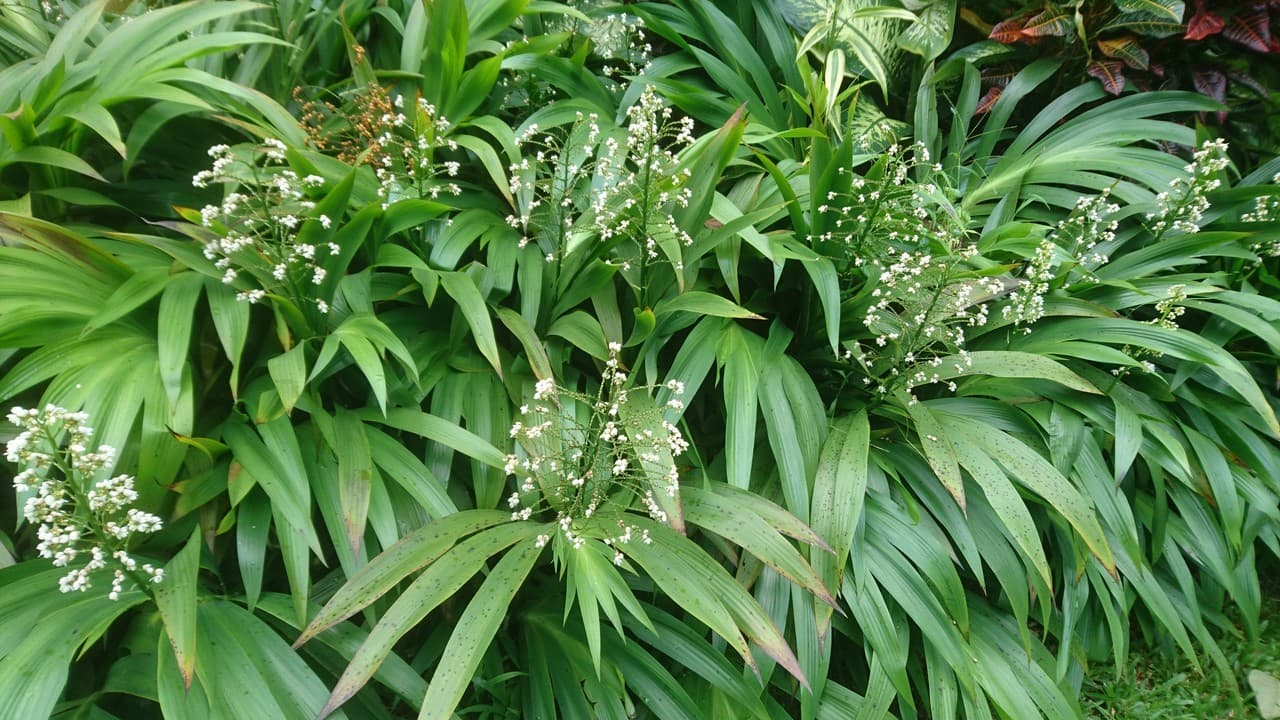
xmin=333 ymin=407 xmax=374 ymax=558
xmin=1113 ymin=0 xmax=1185 ymax=21
xmin=367 ymin=407 xmax=507 ymax=469
xmin=495 ymin=305 xmax=551 ymax=380
xmin=904 ymin=399 xmax=965 ymax=509
xmin=295 ymin=510 xmax=512 ymax=646
xmin=7 ymin=145 xmax=106 ymax=181
xmin=157 ymin=271 xmax=202 ymax=409
xmin=84 ymin=267 xmax=171 ymax=332
xmin=322 ymin=523 xmax=544 ymax=718
xmin=811 ymin=411 xmax=869 ymax=632
xmin=439 ymin=270 xmax=503 ymax=377
xmin=939 ymin=415 xmax=1116 ymax=573
xmin=223 ymin=418 xmax=321 ymax=557
xmin=153 ymin=529 xmax=202 ymax=689
xmin=237 ymin=490 xmax=272 ymax=611
xmin=910 ymin=350 xmax=1101 ymax=393
xmin=416 ymin=537 xmax=543 ymax=720
xmin=683 ymin=485 xmax=836 ymax=607
xmin=548 ymin=311 xmax=610 ymax=360
xmin=656 ymin=290 xmax=764 ymax=320
xmin=717 ymin=324 xmax=762 ymax=490
xmin=268 ymin=342 xmax=308 ymax=415
xmin=1104 ymin=11 xmax=1185 ymax=36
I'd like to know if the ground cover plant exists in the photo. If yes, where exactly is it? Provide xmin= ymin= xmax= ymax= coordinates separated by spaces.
xmin=1 ymin=1 xmax=1278 ymax=718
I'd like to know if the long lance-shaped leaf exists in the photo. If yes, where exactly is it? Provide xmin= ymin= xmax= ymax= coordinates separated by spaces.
xmin=683 ymin=485 xmax=836 ymax=608
xmin=811 ymin=411 xmax=869 ymax=635
xmin=944 ymin=431 xmax=1053 ymax=591
xmin=618 ymin=392 xmax=685 ymax=534
xmin=1025 ymin=317 xmax=1280 ymax=437
xmin=223 ymin=419 xmax=322 ymax=557
xmin=624 ymin=517 xmax=809 ymax=689
xmin=907 ymin=350 xmax=1101 ymax=393
xmin=153 ymin=528 xmax=202 ymax=689
xmin=295 ymin=510 xmax=511 ymax=646
xmin=363 ymin=407 xmax=507 ymax=469
xmin=904 ymin=398 xmax=965 ymax=510
xmin=417 ymin=537 xmax=545 ymax=720
xmin=941 ymin=416 xmax=1116 ymax=574
xmin=320 ymin=522 xmax=544 ymax=718
xmin=439 ymin=270 xmax=503 ymax=378
xmin=706 ymin=483 xmax=832 ymax=550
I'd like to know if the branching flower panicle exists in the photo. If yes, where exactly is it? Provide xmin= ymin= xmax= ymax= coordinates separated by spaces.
xmin=1004 ymin=189 xmax=1119 ymax=328
xmin=591 ymin=86 xmax=696 ymax=288
xmin=1242 ymin=171 xmax=1280 ymax=258
xmin=1146 ymin=138 xmax=1230 ymax=237
xmin=192 ymin=140 xmax=334 ymax=312
xmin=504 ymin=343 xmax=687 ymax=559
xmin=6 ymin=405 xmax=164 ymax=600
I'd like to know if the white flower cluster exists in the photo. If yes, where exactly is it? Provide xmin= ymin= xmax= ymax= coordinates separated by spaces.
xmin=369 ymin=95 xmax=461 ymax=208
xmin=1003 ymin=189 xmax=1119 ymax=328
xmin=1147 ymin=139 xmax=1230 ymax=236
xmin=1151 ymin=283 xmax=1188 ymax=330
xmin=193 ymin=141 xmax=335 ymax=313
xmin=858 ymin=245 xmax=1001 ymax=400
xmin=7 ymin=406 xmax=164 ymax=600
xmin=591 ymin=86 xmax=695 ymax=275
xmin=811 ymin=140 xmax=945 ymax=267
xmin=504 ymin=343 xmax=687 ymax=560
xmin=1242 ymin=172 xmax=1280 ymax=258
xmin=506 ymin=88 xmax=696 ymax=283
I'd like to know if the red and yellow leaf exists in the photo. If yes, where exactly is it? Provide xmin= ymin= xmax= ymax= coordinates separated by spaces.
xmin=1086 ymin=60 xmax=1126 ymax=95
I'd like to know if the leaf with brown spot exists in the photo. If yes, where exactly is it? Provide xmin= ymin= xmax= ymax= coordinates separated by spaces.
xmin=1086 ymin=60 xmax=1127 ymax=95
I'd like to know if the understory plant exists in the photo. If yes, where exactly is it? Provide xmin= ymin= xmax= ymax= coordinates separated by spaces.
xmin=1 ymin=1 xmax=1279 ymax=719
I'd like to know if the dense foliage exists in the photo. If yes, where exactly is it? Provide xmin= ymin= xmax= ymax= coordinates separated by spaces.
xmin=1 ymin=1 xmax=1278 ymax=718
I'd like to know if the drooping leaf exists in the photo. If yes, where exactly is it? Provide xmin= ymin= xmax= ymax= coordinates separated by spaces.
xmin=153 ymin=529 xmax=203 ymax=689
xmin=417 ymin=538 xmax=544 ymax=720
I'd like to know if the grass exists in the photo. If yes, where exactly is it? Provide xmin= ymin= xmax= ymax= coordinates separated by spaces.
xmin=1083 ymin=576 xmax=1280 ymax=719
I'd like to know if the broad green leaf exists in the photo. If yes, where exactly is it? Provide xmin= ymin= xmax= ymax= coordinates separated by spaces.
xmin=909 ymin=350 xmax=1101 ymax=394
xmin=941 ymin=416 xmax=1116 ymax=573
xmin=7 ymin=145 xmax=106 ymax=181
xmin=548 ymin=310 xmax=610 ymax=360
xmin=684 ymin=485 xmax=835 ymax=607
xmin=334 ymin=407 xmax=374 ymax=557
xmin=946 ymin=431 xmax=1053 ymax=590
xmin=811 ymin=411 xmax=869 ymax=632
xmin=717 ymin=324 xmax=762 ymax=490
xmin=495 ymin=305 xmax=552 ymax=379
xmin=223 ymin=419 xmax=321 ymax=556
xmin=656 ymin=290 xmax=764 ymax=320
xmin=905 ymin=399 xmax=965 ymax=509
xmin=296 ymin=510 xmax=511 ymax=645
xmin=237 ymin=490 xmax=272 ymax=611
xmin=366 ymin=407 xmax=507 ymax=469
xmin=84 ymin=267 xmax=171 ymax=332
xmin=268 ymin=342 xmax=308 ymax=414
xmin=1113 ymin=0 xmax=1185 ymax=21
xmin=153 ymin=528 xmax=202 ymax=689
xmin=322 ymin=523 xmax=544 ymax=718
xmin=417 ymin=537 xmax=544 ymax=720
xmin=440 ymin=270 xmax=503 ymax=377
xmin=156 ymin=271 xmax=202 ymax=408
